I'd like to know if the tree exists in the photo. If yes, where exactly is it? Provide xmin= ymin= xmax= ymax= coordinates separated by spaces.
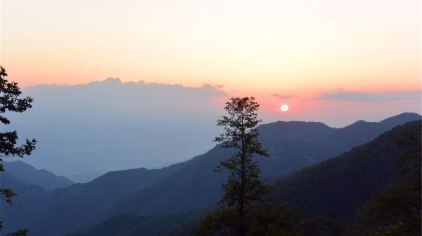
xmin=358 ymin=123 xmax=421 ymax=235
xmin=197 ymin=204 xmax=305 ymax=236
xmin=0 ymin=66 xmax=37 ymax=234
xmin=198 ymin=97 xmax=271 ymax=236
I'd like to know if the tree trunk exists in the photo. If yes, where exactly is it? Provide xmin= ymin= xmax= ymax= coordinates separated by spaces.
xmin=239 ymin=126 xmax=246 ymax=236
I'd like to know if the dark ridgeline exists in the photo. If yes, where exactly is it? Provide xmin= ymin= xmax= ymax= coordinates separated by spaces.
xmin=76 ymin=119 xmax=421 ymax=236
xmin=272 ymin=120 xmax=421 ymax=218
xmin=2 ymin=161 xmax=73 ymax=191
xmin=1 ymin=111 xmax=421 ymax=235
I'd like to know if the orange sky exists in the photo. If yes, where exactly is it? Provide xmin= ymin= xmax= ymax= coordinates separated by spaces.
xmin=0 ymin=0 xmax=420 ymax=123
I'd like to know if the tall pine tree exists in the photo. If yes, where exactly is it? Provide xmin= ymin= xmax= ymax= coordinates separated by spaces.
xmin=198 ymin=97 xmax=270 ymax=236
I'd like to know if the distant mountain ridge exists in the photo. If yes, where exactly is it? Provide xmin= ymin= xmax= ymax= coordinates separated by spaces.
xmin=77 ymin=120 xmax=422 ymax=236
xmin=2 ymin=112 xmax=420 ymax=235
xmin=67 ymin=171 xmax=101 ymax=183
xmin=107 ymin=113 xmax=421 ymax=217
xmin=0 ymin=161 xmax=72 ymax=234
xmin=3 ymin=161 xmax=73 ymax=191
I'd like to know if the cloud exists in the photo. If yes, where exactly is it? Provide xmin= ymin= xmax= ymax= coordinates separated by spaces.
xmin=15 ymin=79 xmax=227 ymax=175
xmin=272 ymin=93 xmax=296 ymax=99
xmin=320 ymin=90 xmax=422 ymax=101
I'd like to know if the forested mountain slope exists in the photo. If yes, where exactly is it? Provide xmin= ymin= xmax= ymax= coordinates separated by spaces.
xmin=2 ymin=113 xmax=420 ymax=235
xmin=272 ymin=120 xmax=421 ymax=219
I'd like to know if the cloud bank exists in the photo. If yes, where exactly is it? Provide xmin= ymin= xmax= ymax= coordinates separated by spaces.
xmin=11 ymin=78 xmax=227 ymax=176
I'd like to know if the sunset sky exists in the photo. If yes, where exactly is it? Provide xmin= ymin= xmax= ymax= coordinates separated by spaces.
xmin=0 ymin=0 xmax=420 ymax=125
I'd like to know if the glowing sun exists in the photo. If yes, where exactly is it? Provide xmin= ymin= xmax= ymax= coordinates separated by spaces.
xmin=280 ymin=104 xmax=289 ymax=112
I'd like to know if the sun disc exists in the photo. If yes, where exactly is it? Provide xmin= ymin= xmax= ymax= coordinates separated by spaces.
xmin=280 ymin=104 xmax=289 ymax=112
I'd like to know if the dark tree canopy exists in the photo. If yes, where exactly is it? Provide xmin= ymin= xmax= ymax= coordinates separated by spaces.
xmin=358 ymin=124 xmax=421 ymax=235
xmin=214 ymin=97 xmax=270 ymax=207
xmin=0 ymin=66 xmax=36 ymax=159
xmin=0 ymin=66 xmax=36 ymax=233
xmin=198 ymin=97 xmax=270 ymax=236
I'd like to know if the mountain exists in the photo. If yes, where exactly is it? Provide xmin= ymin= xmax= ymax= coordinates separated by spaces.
xmin=72 ymin=212 xmax=201 ymax=236
xmin=67 ymin=171 xmax=101 ymax=183
xmin=0 ymin=161 xmax=71 ymax=233
xmin=272 ymin=120 xmax=421 ymax=219
xmin=77 ymin=119 xmax=422 ymax=236
xmin=3 ymin=113 xmax=420 ymax=235
xmin=107 ymin=113 xmax=421 ymax=217
xmin=0 ymin=171 xmax=49 ymax=234
xmin=3 ymin=161 xmax=73 ymax=191
xmin=24 ymin=161 xmax=192 ymax=236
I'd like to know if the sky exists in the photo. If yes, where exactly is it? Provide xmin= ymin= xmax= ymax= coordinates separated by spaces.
xmin=0 ymin=0 xmax=421 ymax=126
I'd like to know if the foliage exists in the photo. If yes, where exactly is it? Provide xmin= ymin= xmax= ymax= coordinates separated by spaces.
xmin=196 ymin=204 xmax=305 ymax=236
xmin=271 ymin=121 xmax=420 ymax=220
xmin=7 ymin=229 xmax=29 ymax=236
xmin=301 ymin=217 xmax=353 ymax=236
xmin=247 ymin=204 xmax=304 ymax=236
xmin=195 ymin=207 xmax=238 ymax=236
xmin=0 ymin=66 xmax=36 ymax=235
xmin=358 ymin=124 xmax=421 ymax=235
xmin=198 ymin=97 xmax=271 ymax=235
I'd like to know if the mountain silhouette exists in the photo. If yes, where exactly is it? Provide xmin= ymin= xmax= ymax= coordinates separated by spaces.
xmin=272 ymin=120 xmax=421 ymax=218
xmin=76 ymin=120 xmax=422 ymax=236
xmin=1 ymin=113 xmax=420 ymax=235
xmin=3 ymin=161 xmax=73 ymax=191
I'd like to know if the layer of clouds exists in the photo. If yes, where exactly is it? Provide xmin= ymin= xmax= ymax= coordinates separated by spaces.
xmin=320 ymin=90 xmax=422 ymax=101
xmin=10 ymin=78 xmax=227 ymax=176
xmin=272 ymin=93 xmax=297 ymax=99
